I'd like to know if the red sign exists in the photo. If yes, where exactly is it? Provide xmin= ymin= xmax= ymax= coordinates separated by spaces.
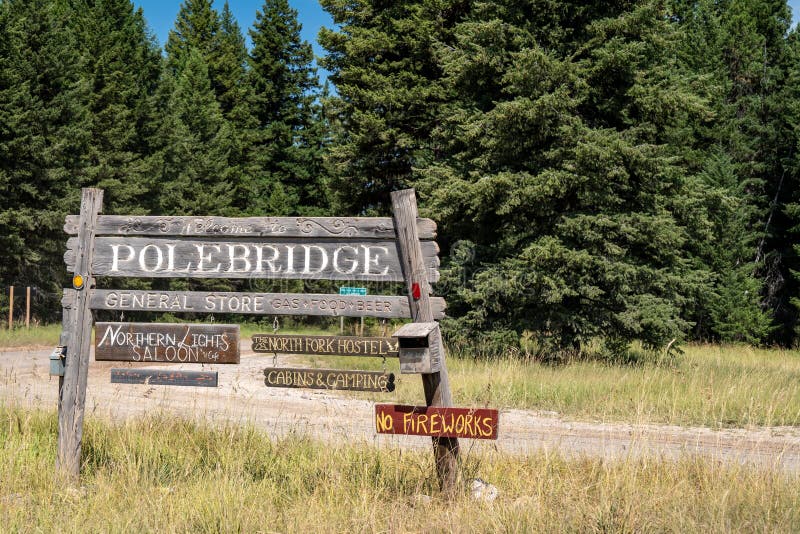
xmin=375 ymin=404 xmax=499 ymax=440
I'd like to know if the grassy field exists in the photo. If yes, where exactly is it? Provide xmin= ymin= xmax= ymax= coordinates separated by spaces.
xmin=1 ymin=404 xmax=798 ymax=532
xmin=0 ymin=324 xmax=61 ymax=348
xmin=302 ymin=344 xmax=800 ymax=428
xmin=4 ymin=324 xmax=800 ymax=428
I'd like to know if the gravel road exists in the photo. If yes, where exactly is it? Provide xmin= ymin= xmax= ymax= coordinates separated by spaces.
xmin=3 ymin=345 xmax=799 ymax=472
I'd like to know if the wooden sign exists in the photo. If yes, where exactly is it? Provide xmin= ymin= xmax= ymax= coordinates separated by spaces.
xmin=71 ymin=289 xmax=446 ymax=319
xmin=110 ymin=368 xmax=218 ymax=387
xmin=65 ymin=237 xmax=439 ymax=282
xmin=95 ymin=322 xmax=240 ymax=364
xmin=340 ymin=286 xmax=367 ymax=295
xmin=374 ymin=404 xmax=499 ymax=440
xmin=56 ymin=188 xmax=462 ymax=494
xmin=252 ymin=334 xmax=398 ymax=357
xmin=66 ymin=215 xmax=437 ymax=239
xmin=264 ymin=367 xmax=395 ymax=392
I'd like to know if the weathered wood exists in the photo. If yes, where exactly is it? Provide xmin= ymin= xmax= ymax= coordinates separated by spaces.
xmin=264 ymin=367 xmax=395 ymax=392
xmin=25 ymin=286 xmax=30 ymax=329
xmin=110 ymin=368 xmax=218 ymax=387
xmin=57 ymin=188 xmax=103 ymax=478
xmin=252 ymin=334 xmax=398 ymax=357
xmin=75 ymin=289 xmax=446 ymax=319
xmin=393 ymin=322 xmax=441 ymax=339
xmin=393 ymin=322 xmax=442 ymax=374
xmin=391 ymin=188 xmax=460 ymax=493
xmin=375 ymin=405 xmax=499 ymax=440
xmin=65 ymin=215 xmax=437 ymax=240
xmin=65 ymin=237 xmax=439 ymax=282
xmin=8 ymin=286 xmax=13 ymax=329
xmin=57 ymin=291 xmax=75 ymax=405
xmin=95 ymin=322 xmax=240 ymax=364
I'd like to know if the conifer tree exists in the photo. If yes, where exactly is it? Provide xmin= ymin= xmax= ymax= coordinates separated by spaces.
xmin=214 ymin=1 xmax=251 ymax=123
xmin=247 ymin=0 xmax=329 ymax=216
xmin=319 ymin=0 xmax=467 ymax=214
xmin=74 ymin=0 xmax=162 ymax=214
xmin=165 ymin=0 xmax=220 ymax=74
xmin=0 ymin=0 xmax=90 ymax=319
xmin=155 ymin=49 xmax=235 ymax=216
xmin=165 ymin=0 xmax=252 ymax=125
xmin=671 ymin=0 xmax=793 ymax=343
xmin=417 ymin=1 xmax=716 ymax=355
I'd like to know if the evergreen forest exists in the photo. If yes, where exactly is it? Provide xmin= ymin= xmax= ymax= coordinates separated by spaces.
xmin=3 ymin=0 xmax=800 ymax=357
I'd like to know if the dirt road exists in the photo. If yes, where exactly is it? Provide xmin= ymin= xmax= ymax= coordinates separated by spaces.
xmin=3 ymin=346 xmax=800 ymax=471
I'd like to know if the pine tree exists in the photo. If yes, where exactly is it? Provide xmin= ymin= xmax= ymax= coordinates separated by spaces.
xmin=155 ymin=49 xmax=235 ymax=216
xmin=0 ymin=0 xmax=90 ymax=320
xmin=417 ymin=1 xmax=716 ymax=355
xmin=671 ymin=0 xmax=793 ymax=343
xmin=165 ymin=0 xmax=220 ymax=74
xmin=74 ymin=0 xmax=163 ymax=214
xmin=247 ymin=0 xmax=329 ymax=216
xmin=319 ymin=0 xmax=467 ymax=214
xmin=214 ymin=1 xmax=251 ymax=123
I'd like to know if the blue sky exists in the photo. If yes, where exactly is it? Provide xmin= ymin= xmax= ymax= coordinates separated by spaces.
xmin=132 ymin=1 xmax=333 ymax=78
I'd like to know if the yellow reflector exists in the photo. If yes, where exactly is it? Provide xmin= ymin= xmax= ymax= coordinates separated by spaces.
xmin=73 ymin=274 xmax=84 ymax=289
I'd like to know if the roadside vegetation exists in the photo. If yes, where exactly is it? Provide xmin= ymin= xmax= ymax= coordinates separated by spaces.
xmin=1 ymin=405 xmax=798 ymax=532
xmin=306 ymin=343 xmax=800 ymax=428
xmin=0 ymin=324 xmax=61 ymax=348
xmin=4 ymin=325 xmax=800 ymax=428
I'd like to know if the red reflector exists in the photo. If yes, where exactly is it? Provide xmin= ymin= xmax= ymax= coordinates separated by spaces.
xmin=411 ymin=283 xmax=421 ymax=300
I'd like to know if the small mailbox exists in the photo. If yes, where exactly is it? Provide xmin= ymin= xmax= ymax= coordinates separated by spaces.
xmin=392 ymin=322 xmax=442 ymax=374
xmin=49 ymin=346 xmax=66 ymax=377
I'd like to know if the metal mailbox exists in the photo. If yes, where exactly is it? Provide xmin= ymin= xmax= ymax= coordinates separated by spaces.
xmin=49 ymin=346 xmax=66 ymax=376
xmin=392 ymin=322 xmax=442 ymax=374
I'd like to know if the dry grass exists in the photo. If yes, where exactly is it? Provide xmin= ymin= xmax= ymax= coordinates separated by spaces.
xmin=306 ymin=344 xmax=800 ymax=428
xmin=0 ymin=324 xmax=61 ymax=348
xmin=1 ymin=404 xmax=798 ymax=532
xmin=6 ymin=325 xmax=800 ymax=428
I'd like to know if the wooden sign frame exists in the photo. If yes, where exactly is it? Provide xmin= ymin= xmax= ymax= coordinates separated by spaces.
xmin=56 ymin=187 xmax=462 ymax=494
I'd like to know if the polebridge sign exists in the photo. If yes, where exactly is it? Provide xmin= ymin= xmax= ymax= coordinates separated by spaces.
xmin=55 ymin=188 xmax=497 ymax=493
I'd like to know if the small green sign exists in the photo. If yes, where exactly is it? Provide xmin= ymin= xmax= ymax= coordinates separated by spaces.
xmin=339 ymin=287 xmax=368 ymax=296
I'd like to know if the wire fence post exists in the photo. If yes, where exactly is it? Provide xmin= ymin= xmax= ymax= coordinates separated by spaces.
xmin=8 ymin=286 xmax=13 ymax=329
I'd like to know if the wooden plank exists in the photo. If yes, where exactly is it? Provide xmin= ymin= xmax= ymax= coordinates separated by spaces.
xmin=110 ymin=368 xmax=218 ymax=387
xmin=65 ymin=237 xmax=439 ymax=282
xmin=264 ymin=367 xmax=395 ymax=392
xmin=375 ymin=405 xmax=499 ymax=440
xmin=252 ymin=334 xmax=398 ymax=357
xmin=57 ymin=291 xmax=75 ymax=409
xmin=82 ymin=289 xmax=447 ymax=319
xmin=95 ymin=322 xmax=240 ymax=364
xmin=393 ymin=322 xmax=438 ymax=338
xmin=391 ymin=188 xmax=460 ymax=492
xmin=65 ymin=215 xmax=437 ymax=240
xmin=57 ymin=188 xmax=103 ymax=478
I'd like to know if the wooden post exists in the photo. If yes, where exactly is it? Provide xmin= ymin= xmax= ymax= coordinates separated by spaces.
xmin=8 ymin=286 xmax=13 ymax=329
xmin=25 ymin=286 xmax=30 ymax=329
xmin=57 ymin=188 xmax=103 ymax=479
xmin=391 ymin=189 xmax=460 ymax=494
